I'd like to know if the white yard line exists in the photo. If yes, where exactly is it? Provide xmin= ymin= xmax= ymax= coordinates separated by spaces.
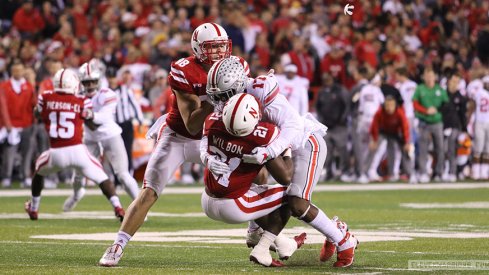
xmin=1 ymin=182 xmax=489 ymax=197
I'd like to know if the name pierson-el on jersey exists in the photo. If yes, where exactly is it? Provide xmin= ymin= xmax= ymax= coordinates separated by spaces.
xmin=46 ymin=101 xmax=81 ymax=113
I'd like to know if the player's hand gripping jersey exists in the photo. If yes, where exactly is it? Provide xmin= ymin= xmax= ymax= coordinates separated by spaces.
xmin=203 ymin=112 xmax=279 ymax=199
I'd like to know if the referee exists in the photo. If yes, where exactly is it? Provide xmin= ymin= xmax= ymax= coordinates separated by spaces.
xmin=110 ymin=69 xmax=144 ymax=174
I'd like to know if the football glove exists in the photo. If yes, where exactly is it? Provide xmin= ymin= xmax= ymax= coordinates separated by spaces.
xmin=242 ymin=147 xmax=271 ymax=165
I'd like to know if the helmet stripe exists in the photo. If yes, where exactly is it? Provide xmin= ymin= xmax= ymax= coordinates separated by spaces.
xmin=229 ymin=93 xmax=247 ymax=134
xmin=210 ymin=23 xmax=221 ymax=36
xmin=86 ymin=62 xmax=91 ymax=77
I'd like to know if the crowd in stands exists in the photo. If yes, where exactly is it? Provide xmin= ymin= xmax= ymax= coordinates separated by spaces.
xmin=0 ymin=0 xmax=489 ymax=187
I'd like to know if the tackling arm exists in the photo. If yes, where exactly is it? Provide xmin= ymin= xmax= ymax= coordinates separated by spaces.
xmin=174 ymin=89 xmax=214 ymax=136
xmin=265 ymin=149 xmax=293 ymax=185
xmin=262 ymin=94 xmax=303 ymax=159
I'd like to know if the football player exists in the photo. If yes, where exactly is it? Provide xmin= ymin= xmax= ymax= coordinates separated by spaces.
xmin=99 ymin=23 xmax=249 ymax=267
xmin=24 ymin=68 xmax=125 ymax=221
xmin=201 ymin=93 xmax=306 ymax=267
xmin=205 ymin=58 xmax=358 ymax=268
xmin=62 ymin=59 xmax=140 ymax=212
xmin=468 ymin=77 xmax=489 ymax=179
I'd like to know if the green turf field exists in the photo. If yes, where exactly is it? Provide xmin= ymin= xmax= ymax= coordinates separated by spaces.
xmin=1 ymin=183 xmax=489 ymax=274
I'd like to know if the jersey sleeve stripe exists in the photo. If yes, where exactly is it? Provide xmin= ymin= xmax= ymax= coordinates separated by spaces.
xmin=104 ymin=97 xmax=118 ymax=105
xmin=170 ymin=67 xmax=186 ymax=78
xmin=264 ymin=83 xmax=279 ymax=106
xmin=243 ymin=60 xmax=250 ymax=76
xmin=169 ymin=72 xmax=190 ymax=85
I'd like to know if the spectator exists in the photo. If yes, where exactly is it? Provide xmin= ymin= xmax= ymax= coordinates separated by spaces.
xmin=413 ymin=68 xmax=449 ymax=182
xmin=114 ymin=70 xmax=144 ymax=175
xmin=12 ymin=1 xmax=45 ymax=39
xmin=281 ymin=39 xmax=315 ymax=82
xmin=369 ymin=95 xmax=415 ymax=183
xmin=276 ymin=64 xmax=309 ymax=116
xmin=441 ymin=72 xmax=468 ymax=182
xmin=316 ymin=73 xmax=350 ymax=180
xmin=354 ymin=72 xmax=385 ymax=184
xmin=0 ymin=60 xmax=36 ymax=188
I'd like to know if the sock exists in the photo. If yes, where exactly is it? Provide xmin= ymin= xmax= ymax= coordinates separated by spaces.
xmin=481 ymin=163 xmax=489 ymax=179
xmin=121 ymin=176 xmax=140 ymax=200
xmin=472 ymin=163 xmax=481 ymax=179
xmin=256 ymin=231 xmax=276 ymax=250
xmin=113 ymin=230 xmax=132 ymax=250
xmin=73 ymin=178 xmax=84 ymax=198
xmin=109 ymin=196 xmax=122 ymax=208
xmin=31 ymin=196 xmax=41 ymax=211
xmin=248 ymin=220 xmax=261 ymax=233
xmin=307 ymin=209 xmax=343 ymax=244
xmin=274 ymin=234 xmax=295 ymax=248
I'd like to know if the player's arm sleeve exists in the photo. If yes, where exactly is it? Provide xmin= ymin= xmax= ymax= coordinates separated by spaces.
xmin=92 ymin=94 xmax=117 ymax=124
xmin=263 ymin=95 xmax=303 ymax=159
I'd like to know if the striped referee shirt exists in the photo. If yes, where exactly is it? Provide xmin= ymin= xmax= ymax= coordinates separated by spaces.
xmin=114 ymin=85 xmax=144 ymax=124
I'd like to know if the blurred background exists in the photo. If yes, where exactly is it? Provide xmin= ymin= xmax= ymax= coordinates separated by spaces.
xmin=0 ymin=0 xmax=488 ymax=188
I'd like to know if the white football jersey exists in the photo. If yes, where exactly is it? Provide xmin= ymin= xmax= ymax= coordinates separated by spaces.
xmin=470 ymin=88 xmax=489 ymax=123
xmin=275 ymin=74 xmax=309 ymax=116
xmin=245 ymin=73 xmax=327 ymax=158
xmin=395 ymin=79 xmax=417 ymax=119
xmin=84 ymin=88 xmax=122 ymax=141
xmin=358 ymin=83 xmax=384 ymax=118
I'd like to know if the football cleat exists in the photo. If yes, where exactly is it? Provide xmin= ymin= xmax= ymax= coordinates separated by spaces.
xmin=276 ymin=232 xmax=307 ymax=260
xmin=246 ymin=228 xmax=276 ymax=251
xmin=62 ymin=187 xmax=86 ymax=212
xmin=321 ymin=216 xmax=348 ymax=262
xmin=24 ymin=201 xmax=38 ymax=220
xmin=99 ymin=244 xmax=124 ymax=267
xmin=114 ymin=207 xmax=125 ymax=222
xmin=320 ymin=239 xmax=336 ymax=262
xmin=249 ymin=246 xmax=284 ymax=267
xmin=333 ymin=232 xmax=359 ymax=268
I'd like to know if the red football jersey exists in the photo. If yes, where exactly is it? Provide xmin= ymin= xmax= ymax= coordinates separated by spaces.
xmin=38 ymin=91 xmax=92 ymax=148
xmin=203 ymin=112 xmax=279 ymax=199
xmin=166 ymin=55 xmax=249 ymax=140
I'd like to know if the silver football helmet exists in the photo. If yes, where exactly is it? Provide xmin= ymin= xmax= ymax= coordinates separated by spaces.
xmin=206 ymin=58 xmax=247 ymax=107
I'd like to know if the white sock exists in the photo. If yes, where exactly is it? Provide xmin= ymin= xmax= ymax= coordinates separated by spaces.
xmin=481 ymin=163 xmax=489 ymax=179
xmin=113 ymin=230 xmax=132 ymax=250
xmin=274 ymin=234 xmax=295 ymax=248
xmin=248 ymin=220 xmax=261 ymax=233
xmin=109 ymin=196 xmax=122 ymax=208
xmin=307 ymin=209 xmax=343 ymax=244
xmin=256 ymin=231 xmax=276 ymax=250
xmin=472 ymin=163 xmax=481 ymax=179
xmin=121 ymin=176 xmax=140 ymax=200
xmin=31 ymin=196 xmax=41 ymax=211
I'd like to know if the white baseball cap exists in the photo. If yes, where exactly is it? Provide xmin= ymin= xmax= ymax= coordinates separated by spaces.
xmin=284 ymin=64 xmax=298 ymax=73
